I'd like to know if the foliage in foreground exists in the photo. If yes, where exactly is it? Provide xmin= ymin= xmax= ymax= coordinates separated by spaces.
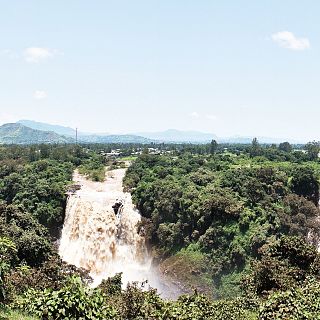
xmin=260 ymin=278 xmax=320 ymax=320
xmin=12 ymin=272 xmax=320 ymax=320
xmin=0 ymin=305 xmax=37 ymax=320
xmin=12 ymin=237 xmax=320 ymax=320
xmin=14 ymin=276 xmax=115 ymax=320
xmin=14 ymin=275 xmax=257 ymax=320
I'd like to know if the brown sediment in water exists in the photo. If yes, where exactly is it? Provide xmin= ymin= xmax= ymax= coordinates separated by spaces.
xmin=59 ymin=167 xmax=159 ymax=288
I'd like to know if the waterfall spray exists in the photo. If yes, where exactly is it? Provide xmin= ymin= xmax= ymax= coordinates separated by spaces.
xmin=59 ymin=168 xmax=158 ymax=288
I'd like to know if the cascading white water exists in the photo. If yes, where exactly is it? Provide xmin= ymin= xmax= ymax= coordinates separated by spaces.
xmin=59 ymin=168 xmax=159 ymax=288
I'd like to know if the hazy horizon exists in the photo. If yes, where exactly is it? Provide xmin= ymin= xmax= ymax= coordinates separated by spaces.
xmin=1 ymin=1 xmax=319 ymax=140
xmin=0 ymin=119 xmax=304 ymax=143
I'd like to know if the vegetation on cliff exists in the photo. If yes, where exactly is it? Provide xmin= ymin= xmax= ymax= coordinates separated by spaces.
xmin=124 ymin=144 xmax=320 ymax=297
xmin=0 ymin=141 xmax=320 ymax=319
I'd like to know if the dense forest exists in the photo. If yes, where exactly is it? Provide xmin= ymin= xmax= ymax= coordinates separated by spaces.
xmin=1 ymin=141 xmax=320 ymax=319
xmin=124 ymin=143 xmax=320 ymax=296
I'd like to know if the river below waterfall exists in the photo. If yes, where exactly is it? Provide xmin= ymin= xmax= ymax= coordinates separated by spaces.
xmin=59 ymin=166 xmax=162 ymax=291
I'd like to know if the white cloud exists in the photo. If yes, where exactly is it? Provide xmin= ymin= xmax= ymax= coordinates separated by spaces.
xmin=33 ymin=90 xmax=48 ymax=100
xmin=189 ymin=111 xmax=200 ymax=118
xmin=271 ymin=31 xmax=310 ymax=51
xmin=206 ymin=114 xmax=217 ymax=121
xmin=24 ymin=47 xmax=58 ymax=63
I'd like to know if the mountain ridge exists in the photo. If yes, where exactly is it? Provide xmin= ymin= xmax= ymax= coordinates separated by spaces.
xmin=2 ymin=122 xmax=152 ymax=144
xmin=18 ymin=120 xmax=81 ymax=137
xmin=0 ymin=123 xmax=72 ymax=144
xmin=12 ymin=120 xmax=306 ymax=144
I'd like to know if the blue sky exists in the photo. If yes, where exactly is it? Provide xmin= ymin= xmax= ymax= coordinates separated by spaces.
xmin=0 ymin=1 xmax=319 ymax=140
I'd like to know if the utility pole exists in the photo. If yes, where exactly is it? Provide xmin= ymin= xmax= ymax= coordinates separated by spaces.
xmin=76 ymin=128 xmax=78 ymax=145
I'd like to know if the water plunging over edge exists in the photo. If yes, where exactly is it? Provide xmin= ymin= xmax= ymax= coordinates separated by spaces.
xmin=59 ymin=167 xmax=162 ymax=291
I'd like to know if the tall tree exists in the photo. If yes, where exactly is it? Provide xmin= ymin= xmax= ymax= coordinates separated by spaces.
xmin=279 ymin=142 xmax=292 ymax=153
xmin=305 ymin=141 xmax=320 ymax=160
xmin=250 ymin=137 xmax=260 ymax=157
xmin=210 ymin=139 xmax=218 ymax=155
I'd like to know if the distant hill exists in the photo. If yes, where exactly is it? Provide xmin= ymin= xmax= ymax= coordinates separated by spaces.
xmin=18 ymin=120 xmax=78 ymax=137
xmin=17 ymin=119 xmax=108 ymax=137
xmin=16 ymin=120 xmax=304 ymax=144
xmin=135 ymin=129 xmax=218 ymax=143
xmin=18 ymin=120 xmax=152 ymax=144
xmin=0 ymin=123 xmax=72 ymax=144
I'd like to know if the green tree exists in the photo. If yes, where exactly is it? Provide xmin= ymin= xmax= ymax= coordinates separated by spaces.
xmin=39 ymin=144 xmax=50 ymax=159
xmin=291 ymin=167 xmax=319 ymax=205
xmin=250 ymin=138 xmax=260 ymax=157
xmin=305 ymin=141 xmax=320 ymax=160
xmin=278 ymin=142 xmax=292 ymax=153
xmin=0 ymin=237 xmax=17 ymax=302
xmin=210 ymin=139 xmax=218 ymax=155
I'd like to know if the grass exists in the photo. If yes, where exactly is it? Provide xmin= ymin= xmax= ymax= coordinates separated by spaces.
xmin=159 ymin=243 xmax=213 ymax=295
xmin=216 ymin=272 xmax=244 ymax=299
xmin=78 ymin=163 xmax=106 ymax=182
xmin=119 ymin=156 xmax=137 ymax=161
xmin=0 ymin=306 xmax=37 ymax=320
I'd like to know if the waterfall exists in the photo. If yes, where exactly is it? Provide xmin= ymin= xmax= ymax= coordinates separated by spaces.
xmin=59 ymin=168 xmax=157 ymax=288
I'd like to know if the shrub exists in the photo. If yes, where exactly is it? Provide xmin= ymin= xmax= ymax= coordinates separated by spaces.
xmin=15 ymin=276 xmax=116 ymax=320
xmin=259 ymin=277 xmax=320 ymax=320
xmin=167 ymin=294 xmax=257 ymax=320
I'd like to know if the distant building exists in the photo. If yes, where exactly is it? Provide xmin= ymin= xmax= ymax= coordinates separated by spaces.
xmin=105 ymin=150 xmax=121 ymax=158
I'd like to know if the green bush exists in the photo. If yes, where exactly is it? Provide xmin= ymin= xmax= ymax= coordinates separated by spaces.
xmin=0 ymin=305 xmax=37 ymax=320
xmin=259 ymin=278 xmax=320 ymax=320
xmin=167 ymin=294 xmax=257 ymax=320
xmin=15 ymin=276 xmax=116 ymax=320
xmin=78 ymin=155 xmax=106 ymax=182
xmin=0 ymin=237 xmax=17 ymax=302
